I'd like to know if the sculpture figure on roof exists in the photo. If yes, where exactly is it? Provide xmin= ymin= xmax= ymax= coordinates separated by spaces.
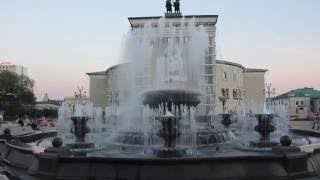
xmin=166 ymin=0 xmax=172 ymax=13
xmin=174 ymin=0 xmax=180 ymax=13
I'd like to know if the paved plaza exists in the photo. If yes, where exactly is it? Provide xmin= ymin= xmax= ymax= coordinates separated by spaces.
xmin=0 ymin=121 xmax=56 ymax=136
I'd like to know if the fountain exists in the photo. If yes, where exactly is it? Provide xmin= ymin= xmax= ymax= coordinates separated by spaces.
xmin=142 ymin=89 xmax=201 ymax=157
xmin=221 ymin=113 xmax=232 ymax=128
xmin=2 ymin=3 xmax=320 ymax=180
xmin=250 ymin=114 xmax=277 ymax=147
xmin=67 ymin=116 xmax=93 ymax=149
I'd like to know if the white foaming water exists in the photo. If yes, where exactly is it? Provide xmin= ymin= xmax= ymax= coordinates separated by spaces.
xmin=236 ymin=100 xmax=290 ymax=148
xmin=104 ymin=17 xmax=209 ymax=150
xmin=269 ymin=102 xmax=289 ymax=135
xmin=58 ymin=102 xmax=103 ymax=147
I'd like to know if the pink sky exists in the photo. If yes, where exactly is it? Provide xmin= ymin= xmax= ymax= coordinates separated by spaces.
xmin=1 ymin=0 xmax=319 ymax=100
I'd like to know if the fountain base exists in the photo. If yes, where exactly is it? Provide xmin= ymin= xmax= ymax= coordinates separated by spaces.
xmin=153 ymin=148 xmax=187 ymax=157
xmin=66 ymin=142 xmax=94 ymax=149
xmin=249 ymin=141 xmax=279 ymax=148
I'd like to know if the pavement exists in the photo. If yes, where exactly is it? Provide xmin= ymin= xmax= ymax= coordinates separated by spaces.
xmin=0 ymin=121 xmax=56 ymax=136
xmin=289 ymin=120 xmax=320 ymax=132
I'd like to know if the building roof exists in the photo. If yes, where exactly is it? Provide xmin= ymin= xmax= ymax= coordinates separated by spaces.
xmin=128 ymin=15 xmax=218 ymax=21
xmin=245 ymin=68 xmax=268 ymax=73
xmin=216 ymin=60 xmax=268 ymax=73
xmin=86 ymin=71 xmax=107 ymax=76
xmin=216 ymin=60 xmax=244 ymax=70
xmin=273 ymin=87 xmax=320 ymax=100
xmin=36 ymin=100 xmax=62 ymax=106
xmin=128 ymin=15 xmax=219 ymax=27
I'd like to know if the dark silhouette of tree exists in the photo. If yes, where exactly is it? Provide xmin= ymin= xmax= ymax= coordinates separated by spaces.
xmin=0 ymin=71 xmax=36 ymax=118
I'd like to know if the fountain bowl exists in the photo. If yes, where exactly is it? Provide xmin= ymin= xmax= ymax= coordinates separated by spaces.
xmin=142 ymin=89 xmax=201 ymax=108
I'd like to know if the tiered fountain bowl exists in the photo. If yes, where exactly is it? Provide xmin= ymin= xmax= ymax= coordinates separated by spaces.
xmin=142 ymin=89 xmax=201 ymax=108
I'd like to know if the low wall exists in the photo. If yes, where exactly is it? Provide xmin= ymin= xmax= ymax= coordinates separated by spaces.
xmin=1 ymin=130 xmax=320 ymax=179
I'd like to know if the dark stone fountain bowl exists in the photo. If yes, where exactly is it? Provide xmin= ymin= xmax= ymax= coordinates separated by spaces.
xmin=250 ymin=113 xmax=278 ymax=148
xmin=142 ymin=89 xmax=201 ymax=108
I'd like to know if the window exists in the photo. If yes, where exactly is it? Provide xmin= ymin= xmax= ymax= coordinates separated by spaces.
xmin=223 ymin=72 xmax=227 ymax=80
xmin=204 ymin=76 xmax=213 ymax=84
xmin=208 ymin=37 xmax=213 ymax=45
xmin=205 ymin=56 xmax=212 ymax=64
xmin=205 ymin=66 xmax=213 ymax=74
xmin=233 ymin=89 xmax=237 ymax=99
xmin=299 ymin=107 xmax=304 ymax=111
xmin=296 ymin=108 xmax=299 ymax=114
xmin=208 ymin=47 xmax=213 ymax=54
xmin=173 ymin=23 xmax=181 ymax=27
xmin=226 ymin=88 xmax=229 ymax=98
xmin=221 ymin=88 xmax=226 ymax=97
xmin=301 ymin=101 xmax=304 ymax=105
xmin=296 ymin=101 xmax=299 ymax=105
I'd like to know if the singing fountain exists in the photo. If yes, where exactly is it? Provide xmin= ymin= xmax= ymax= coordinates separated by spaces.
xmin=1 ymin=2 xmax=320 ymax=180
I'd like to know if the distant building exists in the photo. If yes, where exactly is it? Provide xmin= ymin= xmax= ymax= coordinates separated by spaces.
xmin=35 ymin=93 xmax=61 ymax=110
xmin=87 ymin=14 xmax=267 ymax=113
xmin=0 ymin=61 xmax=28 ymax=76
xmin=271 ymin=87 xmax=320 ymax=120
xmin=215 ymin=60 xmax=267 ymax=113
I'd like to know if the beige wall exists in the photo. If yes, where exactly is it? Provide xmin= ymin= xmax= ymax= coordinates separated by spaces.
xmin=288 ymin=96 xmax=310 ymax=119
xmin=89 ymin=75 xmax=108 ymax=108
xmin=215 ymin=63 xmax=244 ymax=113
xmin=271 ymin=97 xmax=320 ymax=120
xmin=243 ymin=72 xmax=266 ymax=113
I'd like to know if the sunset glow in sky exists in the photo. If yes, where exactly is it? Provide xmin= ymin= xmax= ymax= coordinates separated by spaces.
xmin=0 ymin=0 xmax=319 ymax=100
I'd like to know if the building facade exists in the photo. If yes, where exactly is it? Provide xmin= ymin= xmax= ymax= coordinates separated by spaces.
xmin=127 ymin=15 xmax=218 ymax=115
xmin=87 ymin=14 xmax=267 ymax=114
xmin=215 ymin=61 xmax=267 ymax=113
xmin=0 ymin=62 xmax=28 ymax=76
xmin=35 ymin=93 xmax=61 ymax=110
xmin=88 ymin=60 xmax=267 ymax=114
xmin=271 ymin=88 xmax=320 ymax=120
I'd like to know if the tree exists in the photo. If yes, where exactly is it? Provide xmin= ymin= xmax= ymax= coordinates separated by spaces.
xmin=0 ymin=71 xmax=36 ymax=118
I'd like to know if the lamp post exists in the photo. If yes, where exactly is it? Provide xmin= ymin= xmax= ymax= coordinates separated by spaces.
xmin=264 ymin=83 xmax=276 ymax=110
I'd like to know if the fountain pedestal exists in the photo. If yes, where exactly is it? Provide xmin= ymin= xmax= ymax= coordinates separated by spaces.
xmin=220 ymin=113 xmax=232 ymax=128
xmin=142 ymin=89 xmax=200 ymax=157
xmin=67 ymin=116 xmax=94 ymax=149
xmin=154 ymin=115 xmax=186 ymax=157
xmin=250 ymin=114 xmax=278 ymax=148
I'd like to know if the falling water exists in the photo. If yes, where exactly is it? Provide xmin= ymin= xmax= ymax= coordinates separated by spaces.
xmin=58 ymin=102 xmax=103 ymax=147
xmin=104 ymin=17 xmax=209 ymax=152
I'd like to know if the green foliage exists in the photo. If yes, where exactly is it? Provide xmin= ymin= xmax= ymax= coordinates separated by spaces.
xmin=0 ymin=71 xmax=36 ymax=117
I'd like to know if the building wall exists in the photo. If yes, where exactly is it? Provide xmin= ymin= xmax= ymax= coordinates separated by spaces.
xmin=243 ymin=72 xmax=266 ymax=113
xmin=288 ymin=96 xmax=310 ymax=119
xmin=89 ymin=75 xmax=108 ymax=108
xmin=215 ymin=62 xmax=244 ymax=113
xmin=0 ymin=64 xmax=28 ymax=76
xmin=271 ymin=97 xmax=320 ymax=120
